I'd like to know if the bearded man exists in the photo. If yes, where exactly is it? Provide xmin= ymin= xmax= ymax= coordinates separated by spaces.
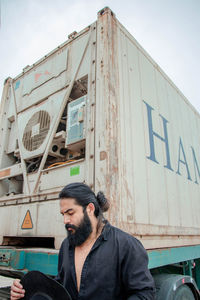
xmin=11 ymin=182 xmax=155 ymax=300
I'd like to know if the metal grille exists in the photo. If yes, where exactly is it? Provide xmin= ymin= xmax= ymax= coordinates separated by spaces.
xmin=22 ymin=111 xmax=50 ymax=151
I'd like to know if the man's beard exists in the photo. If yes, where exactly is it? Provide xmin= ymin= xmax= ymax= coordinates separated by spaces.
xmin=65 ymin=210 xmax=92 ymax=247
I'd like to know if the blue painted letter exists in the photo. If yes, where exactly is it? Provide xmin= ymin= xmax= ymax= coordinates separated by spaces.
xmin=191 ymin=146 xmax=200 ymax=184
xmin=176 ymin=138 xmax=192 ymax=181
xmin=143 ymin=100 xmax=173 ymax=171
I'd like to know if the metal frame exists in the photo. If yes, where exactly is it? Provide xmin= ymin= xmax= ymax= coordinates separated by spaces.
xmin=148 ymin=245 xmax=200 ymax=269
xmin=1 ymin=245 xmax=200 ymax=282
xmin=0 ymin=248 xmax=58 ymax=276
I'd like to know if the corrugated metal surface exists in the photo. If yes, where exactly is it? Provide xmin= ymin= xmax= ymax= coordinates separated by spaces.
xmin=12 ymin=31 xmax=90 ymax=113
xmin=0 ymin=7 xmax=200 ymax=250
xmin=0 ymin=22 xmax=96 ymax=248
xmin=0 ymin=200 xmax=66 ymax=248
xmin=95 ymin=8 xmax=200 ymax=248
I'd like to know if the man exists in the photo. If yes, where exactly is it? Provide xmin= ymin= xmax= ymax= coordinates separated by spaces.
xmin=11 ymin=182 xmax=155 ymax=299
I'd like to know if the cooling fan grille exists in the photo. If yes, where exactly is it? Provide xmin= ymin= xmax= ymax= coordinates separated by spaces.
xmin=22 ymin=110 xmax=50 ymax=151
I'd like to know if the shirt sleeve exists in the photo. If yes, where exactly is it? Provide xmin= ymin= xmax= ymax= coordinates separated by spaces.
xmin=121 ymin=237 xmax=155 ymax=300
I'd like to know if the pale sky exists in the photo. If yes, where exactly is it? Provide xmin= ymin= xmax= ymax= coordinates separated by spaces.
xmin=0 ymin=0 xmax=200 ymax=113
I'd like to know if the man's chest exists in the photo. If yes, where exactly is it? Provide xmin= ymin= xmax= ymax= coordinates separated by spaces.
xmin=74 ymin=244 xmax=94 ymax=291
xmin=60 ymin=235 xmax=124 ymax=299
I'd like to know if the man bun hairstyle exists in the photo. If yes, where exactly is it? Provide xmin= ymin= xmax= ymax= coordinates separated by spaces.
xmin=96 ymin=191 xmax=110 ymax=212
xmin=59 ymin=182 xmax=110 ymax=222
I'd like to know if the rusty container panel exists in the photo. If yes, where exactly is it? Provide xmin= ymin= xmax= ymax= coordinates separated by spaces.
xmin=0 ymin=22 xmax=96 ymax=248
xmin=12 ymin=32 xmax=91 ymax=114
xmin=95 ymin=8 xmax=200 ymax=249
xmin=0 ymin=7 xmax=199 ymax=251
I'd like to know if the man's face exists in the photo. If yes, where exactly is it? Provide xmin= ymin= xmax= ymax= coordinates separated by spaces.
xmin=60 ymin=198 xmax=92 ymax=247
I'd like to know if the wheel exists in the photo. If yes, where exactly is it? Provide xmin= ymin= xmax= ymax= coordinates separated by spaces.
xmin=153 ymin=274 xmax=197 ymax=300
xmin=174 ymin=285 xmax=195 ymax=300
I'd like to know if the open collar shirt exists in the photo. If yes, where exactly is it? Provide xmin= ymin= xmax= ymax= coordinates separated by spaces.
xmin=55 ymin=221 xmax=155 ymax=300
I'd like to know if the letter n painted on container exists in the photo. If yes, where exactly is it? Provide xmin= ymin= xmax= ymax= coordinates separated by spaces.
xmin=191 ymin=146 xmax=200 ymax=184
xmin=143 ymin=100 xmax=173 ymax=171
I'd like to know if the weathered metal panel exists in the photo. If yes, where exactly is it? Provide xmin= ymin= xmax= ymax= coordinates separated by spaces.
xmin=39 ymin=160 xmax=85 ymax=191
xmin=0 ymin=200 xmax=66 ymax=247
xmin=95 ymin=8 xmax=200 ymax=249
xmin=22 ymin=48 xmax=68 ymax=96
xmin=0 ymin=7 xmax=200 ymax=253
xmin=0 ymin=22 xmax=96 ymax=248
xmin=13 ymin=31 xmax=91 ymax=113
xmin=95 ymin=8 xmax=121 ymax=229
xmin=155 ymin=70 xmax=180 ymax=228
xmin=141 ymin=52 xmax=169 ymax=227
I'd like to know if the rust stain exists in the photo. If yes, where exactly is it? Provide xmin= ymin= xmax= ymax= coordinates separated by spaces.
xmin=112 ymin=166 xmax=118 ymax=173
xmin=100 ymin=151 xmax=107 ymax=161
xmin=44 ymin=70 xmax=51 ymax=75
xmin=0 ymin=168 xmax=10 ymax=178
xmin=97 ymin=7 xmax=120 ymax=228
xmin=35 ymin=73 xmax=42 ymax=82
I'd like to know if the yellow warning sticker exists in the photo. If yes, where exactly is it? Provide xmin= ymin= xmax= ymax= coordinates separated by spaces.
xmin=21 ymin=210 xmax=33 ymax=229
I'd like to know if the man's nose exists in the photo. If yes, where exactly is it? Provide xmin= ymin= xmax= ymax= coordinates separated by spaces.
xmin=64 ymin=215 xmax=70 ymax=224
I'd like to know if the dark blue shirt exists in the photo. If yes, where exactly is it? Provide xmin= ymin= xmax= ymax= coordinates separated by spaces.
xmin=56 ymin=222 xmax=155 ymax=299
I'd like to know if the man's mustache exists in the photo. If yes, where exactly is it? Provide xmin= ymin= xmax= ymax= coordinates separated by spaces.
xmin=65 ymin=224 xmax=77 ymax=231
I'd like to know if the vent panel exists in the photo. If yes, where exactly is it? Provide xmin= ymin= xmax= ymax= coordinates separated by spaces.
xmin=22 ymin=111 xmax=50 ymax=152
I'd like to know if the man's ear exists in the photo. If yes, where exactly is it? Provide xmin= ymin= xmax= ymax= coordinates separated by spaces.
xmin=86 ymin=203 xmax=95 ymax=215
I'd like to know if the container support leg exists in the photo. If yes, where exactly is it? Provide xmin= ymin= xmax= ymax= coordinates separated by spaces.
xmin=183 ymin=260 xmax=193 ymax=277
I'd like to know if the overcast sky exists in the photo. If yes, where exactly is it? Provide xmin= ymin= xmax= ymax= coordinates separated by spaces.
xmin=0 ymin=0 xmax=200 ymax=113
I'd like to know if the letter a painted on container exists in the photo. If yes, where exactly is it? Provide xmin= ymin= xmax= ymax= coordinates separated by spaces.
xmin=21 ymin=210 xmax=33 ymax=229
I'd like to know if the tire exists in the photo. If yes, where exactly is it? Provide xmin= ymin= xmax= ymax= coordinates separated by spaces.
xmin=174 ymin=285 xmax=195 ymax=300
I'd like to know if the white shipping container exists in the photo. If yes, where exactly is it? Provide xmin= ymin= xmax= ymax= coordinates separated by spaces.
xmin=0 ymin=7 xmax=199 ymax=250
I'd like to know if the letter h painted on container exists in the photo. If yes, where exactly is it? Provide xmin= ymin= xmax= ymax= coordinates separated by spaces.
xmin=143 ymin=100 xmax=173 ymax=171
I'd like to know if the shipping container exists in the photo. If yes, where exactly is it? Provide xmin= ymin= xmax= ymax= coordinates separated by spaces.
xmin=0 ymin=7 xmax=200 ymax=299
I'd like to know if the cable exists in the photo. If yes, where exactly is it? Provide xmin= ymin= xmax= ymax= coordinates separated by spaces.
xmin=47 ymin=160 xmax=76 ymax=169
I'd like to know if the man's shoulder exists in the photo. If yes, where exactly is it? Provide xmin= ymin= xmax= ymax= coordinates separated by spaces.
xmin=62 ymin=236 xmax=69 ymax=244
xmin=109 ymin=223 xmax=136 ymax=240
xmin=59 ymin=237 xmax=69 ymax=252
xmin=109 ymin=224 xmax=144 ymax=249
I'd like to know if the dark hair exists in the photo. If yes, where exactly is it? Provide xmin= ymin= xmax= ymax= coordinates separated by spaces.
xmin=59 ymin=182 xmax=110 ymax=221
